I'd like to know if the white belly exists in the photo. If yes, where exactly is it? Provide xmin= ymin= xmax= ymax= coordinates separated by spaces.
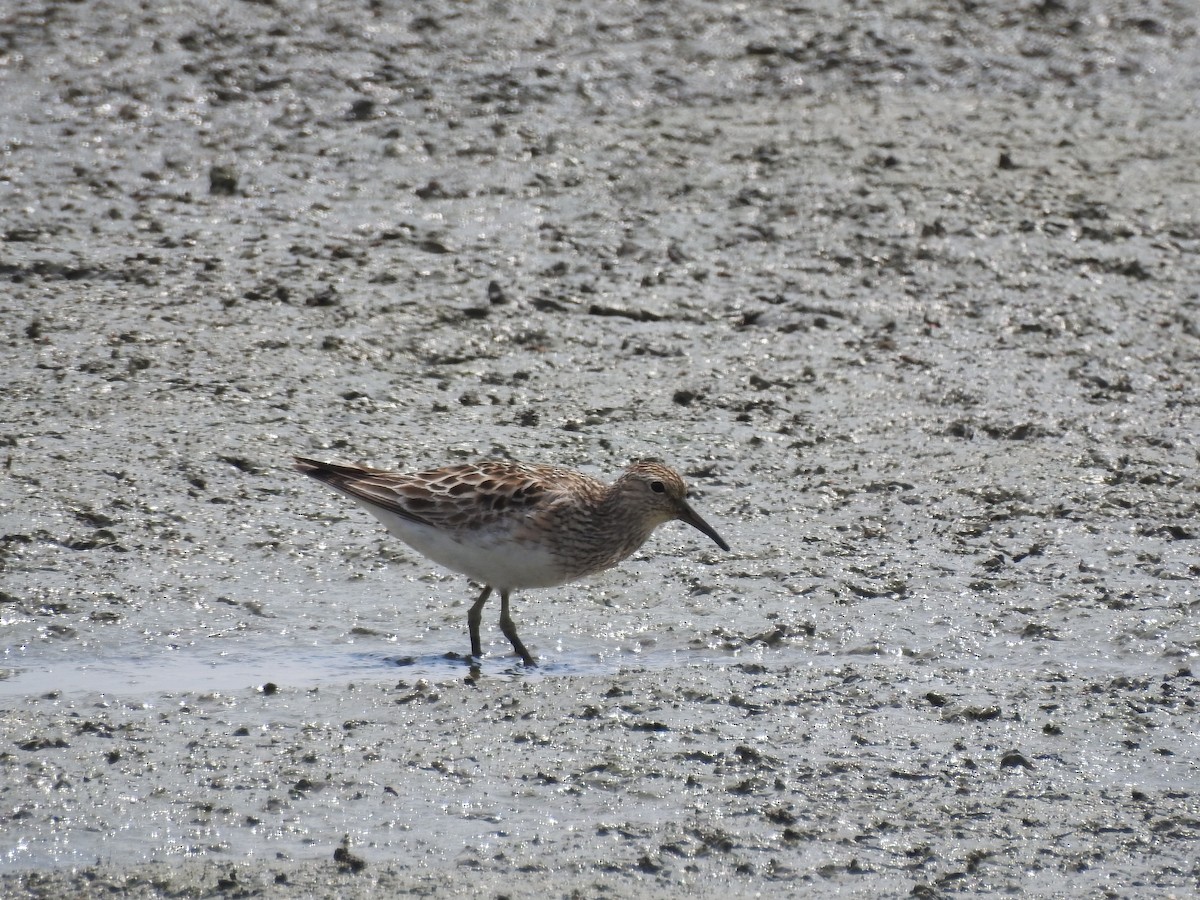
xmin=360 ymin=502 xmax=570 ymax=591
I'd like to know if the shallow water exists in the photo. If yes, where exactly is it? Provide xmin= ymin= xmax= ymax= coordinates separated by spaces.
xmin=2 ymin=616 xmax=1182 ymax=702
xmin=0 ymin=641 xmax=739 ymax=698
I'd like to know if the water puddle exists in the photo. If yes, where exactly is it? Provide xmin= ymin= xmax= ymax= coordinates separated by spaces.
xmin=0 ymin=635 xmax=1164 ymax=699
xmin=0 ymin=647 xmax=404 ymax=697
xmin=0 ymin=642 xmax=755 ymax=698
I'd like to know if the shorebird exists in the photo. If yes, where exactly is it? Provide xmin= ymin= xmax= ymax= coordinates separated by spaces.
xmin=294 ymin=456 xmax=728 ymax=666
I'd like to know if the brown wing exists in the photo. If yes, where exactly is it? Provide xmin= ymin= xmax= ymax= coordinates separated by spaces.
xmin=294 ymin=457 xmax=584 ymax=531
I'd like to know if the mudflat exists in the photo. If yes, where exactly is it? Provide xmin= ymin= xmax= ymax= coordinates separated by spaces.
xmin=2 ymin=1 xmax=1197 ymax=896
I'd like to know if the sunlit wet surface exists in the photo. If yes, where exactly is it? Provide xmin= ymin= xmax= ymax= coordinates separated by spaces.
xmin=0 ymin=635 xmax=770 ymax=699
xmin=0 ymin=633 xmax=1180 ymax=701
xmin=2 ymin=0 xmax=1198 ymax=892
xmin=2 ymin=633 xmax=1193 ymax=876
xmin=0 ymin=646 xmax=624 ymax=697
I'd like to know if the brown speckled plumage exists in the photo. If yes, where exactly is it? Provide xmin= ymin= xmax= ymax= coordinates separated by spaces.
xmin=294 ymin=456 xmax=728 ymax=666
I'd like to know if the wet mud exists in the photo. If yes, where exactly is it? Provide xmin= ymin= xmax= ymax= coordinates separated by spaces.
xmin=2 ymin=0 xmax=1198 ymax=896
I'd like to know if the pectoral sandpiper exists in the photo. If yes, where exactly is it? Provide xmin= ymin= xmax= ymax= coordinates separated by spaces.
xmin=294 ymin=456 xmax=728 ymax=666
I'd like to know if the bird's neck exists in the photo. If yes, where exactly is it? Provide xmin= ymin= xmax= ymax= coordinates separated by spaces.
xmin=591 ymin=488 xmax=659 ymax=563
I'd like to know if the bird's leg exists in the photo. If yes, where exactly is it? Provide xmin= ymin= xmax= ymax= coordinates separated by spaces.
xmin=498 ymin=590 xmax=536 ymax=667
xmin=468 ymin=585 xmax=492 ymax=660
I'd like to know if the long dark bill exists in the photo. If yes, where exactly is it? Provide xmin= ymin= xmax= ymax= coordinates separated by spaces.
xmin=678 ymin=500 xmax=730 ymax=552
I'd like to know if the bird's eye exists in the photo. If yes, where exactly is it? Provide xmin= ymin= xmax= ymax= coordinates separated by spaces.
xmin=650 ymin=480 xmax=666 ymax=493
